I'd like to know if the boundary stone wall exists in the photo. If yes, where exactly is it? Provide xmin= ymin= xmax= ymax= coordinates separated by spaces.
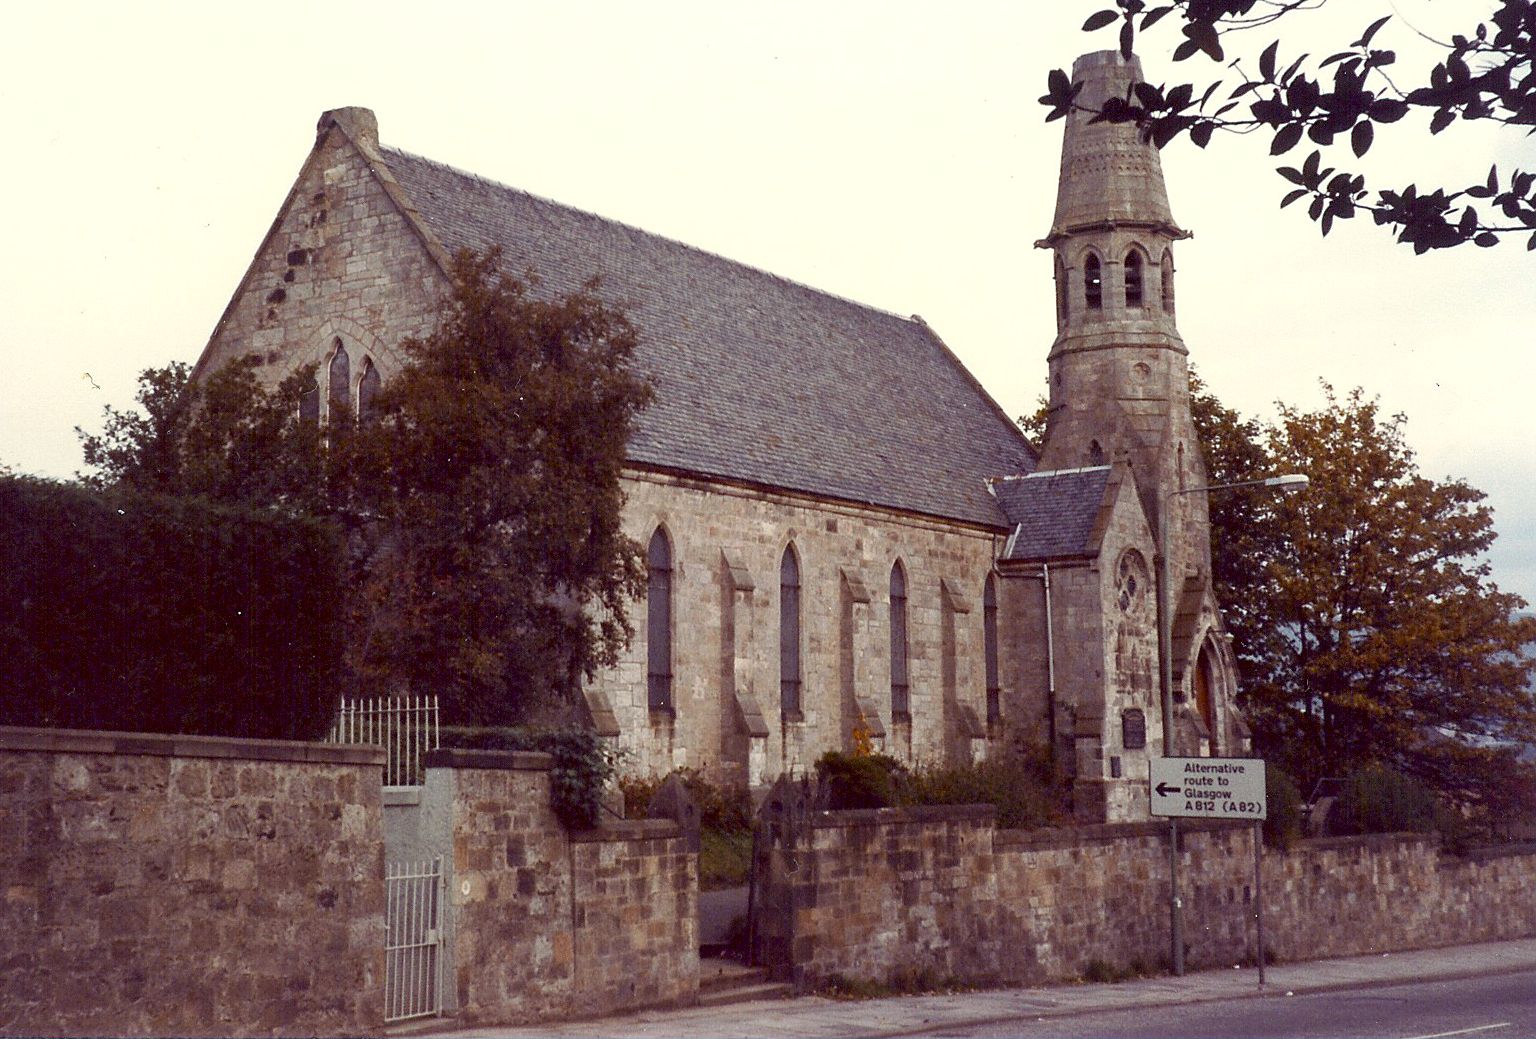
xmin=0 ymin=726 xmax=387 ymax=1037
xmin=424 ymin=748 xmax=698 ymax=1026
xmin=756 ymin=805 xmax=1536 ymax=989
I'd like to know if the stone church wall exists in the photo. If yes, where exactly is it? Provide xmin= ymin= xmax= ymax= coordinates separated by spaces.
xmin=197 ymin=112 xmax=446 ymax=396
xmin=0 ymin=727 xmax=387 ymax=1037
xmin=755 ymin=806 xmax=1536 ymax=990
xmin=608 ymin=470 xmax=1011 ymax=786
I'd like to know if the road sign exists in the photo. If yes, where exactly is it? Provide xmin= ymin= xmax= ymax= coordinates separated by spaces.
xmin=1149 ymin=757 xmax=1267 ymax=820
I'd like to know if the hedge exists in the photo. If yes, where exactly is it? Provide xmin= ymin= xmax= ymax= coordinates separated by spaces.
xmin=0 ymin=476 xmax=343 ymax=740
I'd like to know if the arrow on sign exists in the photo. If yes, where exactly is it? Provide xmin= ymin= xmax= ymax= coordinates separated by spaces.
xmin=1155 ymin=782 xmax=1182 ymax=798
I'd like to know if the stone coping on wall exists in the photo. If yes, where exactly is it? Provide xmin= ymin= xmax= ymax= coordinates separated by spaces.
xmin=423 ymin=747 xmax=555 ymax=771
xmin=0 ymin=724 xmax=386 ymax=766
xmin=993 ymin=817 xmax=1250 ymax=850
xmin=808 ymin=804 xmax=997 ymax=829
xmin=569 ymin=818 xmax=684 ymax=844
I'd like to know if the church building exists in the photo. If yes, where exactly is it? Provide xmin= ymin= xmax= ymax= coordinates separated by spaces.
xmin=193 ymin=50 xmax=1246 ymax=823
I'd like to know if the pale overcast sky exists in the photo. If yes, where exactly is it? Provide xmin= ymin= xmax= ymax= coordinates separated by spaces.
xmin=2 ymin=2 xmax=1533 ymax=604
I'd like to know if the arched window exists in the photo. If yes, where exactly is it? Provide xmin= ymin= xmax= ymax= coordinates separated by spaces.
xmin=780 ymin=545 xmax=802 ymax=718
xmin=1054 ymin=255 xmax=1070 ymax=326
xmin=890 ymin=561 xmax=910 ymax=719
xmin=298 ymin=372 xmax=319 ymax=424
xmin=1161 ymin=250 xmax=1175 ymax=313
xmin=1195 ymin=641 xmax=1219 ymax=752
xmin=983 ymin=574 xmax=1000 ymax=727
xmin=646 ymin=528 xmax=673 ymax=711
xmin=1085 ymin=253 xmax=1103 ymax=310
xmin=328 ymin=340 xmax=351 ymax=417
xmin=1124 ymin=250 xmax=1144 ymax=308
xmin=358 ymin=358 xmax=380 ymax=423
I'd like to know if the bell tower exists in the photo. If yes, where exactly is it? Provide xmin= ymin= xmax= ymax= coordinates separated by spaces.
xmin=1037 ymin=49 xmax=1210 ymax=580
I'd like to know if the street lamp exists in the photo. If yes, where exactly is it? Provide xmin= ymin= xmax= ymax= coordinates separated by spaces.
xmin=1158 ymin=472 xmax=1308 ymax=975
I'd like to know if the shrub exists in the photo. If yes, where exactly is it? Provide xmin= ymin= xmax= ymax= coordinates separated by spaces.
xmin=815 ymin=750 xmax=907 ymax=809
xmin=902 ymin=746 xmax=1069 ymax=829
xmin=620 ymin=768 xmax=754 ymax=888
xmin=1327 ymin=765 xmax=1441 ymax=837
xmin=0 ymin=476 xmax=342 ymax=740
xmin=1263 ymin=765 xmax=1305 ymax=849
xmin=620 ymin=767 xmax=752 ymax=831
xmin=441 ymin=725 xmax=619 ymax=829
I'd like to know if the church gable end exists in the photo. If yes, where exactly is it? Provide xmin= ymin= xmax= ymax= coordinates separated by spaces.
xmin=196 ymin=108 xmax=451 ymax=398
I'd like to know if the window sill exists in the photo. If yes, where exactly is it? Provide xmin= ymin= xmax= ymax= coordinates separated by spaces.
xmin=781 ymin=710 xmax=805 ymax=725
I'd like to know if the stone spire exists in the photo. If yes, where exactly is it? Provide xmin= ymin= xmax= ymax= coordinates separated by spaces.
xmin=1045 ymin=50 xmax=1182 ymax=241
xmin=1036 ymin=49 xmax=1208 ymax=576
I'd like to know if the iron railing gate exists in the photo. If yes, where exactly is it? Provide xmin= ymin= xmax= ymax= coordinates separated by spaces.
xmin=385 ymin=858 xmax=444 ymax=1022
xmin=328 ymin=695 xmax=440 ymax=787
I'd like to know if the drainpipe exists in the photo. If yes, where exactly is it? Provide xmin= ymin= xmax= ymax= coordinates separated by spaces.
xmin=1042 ymin=563 xmax=1058 ymax=757
xmin=1008 ymin=563 xmax=1059 ymax=761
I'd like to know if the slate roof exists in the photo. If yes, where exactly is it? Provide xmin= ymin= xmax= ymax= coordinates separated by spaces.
xmin=380 ymin=147 xmax=1037 ymax=529
xmin=992 ymin=467 xmax=1112 ymax=561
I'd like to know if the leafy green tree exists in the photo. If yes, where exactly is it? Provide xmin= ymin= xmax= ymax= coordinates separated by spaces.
xmin=80 ymin=248 xmax=652 ymax=725
xmin=354 ymin=249 xmax=653 ymax=722
xmin=1204 ymin=383 xmax=1536 ymax=821
xmin=1043 ymin=1 xmax=1536 ymax=252
xmin=78 ymin=356 xmax=344 ymax=515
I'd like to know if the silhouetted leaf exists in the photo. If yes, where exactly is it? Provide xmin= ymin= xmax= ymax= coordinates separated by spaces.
xmin=1083 ymin=9 xmax=1119 ymax=32
xmin=1272 ymin=123 xmax=1304 ymax=155
xmin=1260 ymin=40 xmax=1279 ymax=81
xmin=1351 ymin=120 xmax=1374 ymax=157
xmin=1354 ymin=14 xmax=1392 ymax=49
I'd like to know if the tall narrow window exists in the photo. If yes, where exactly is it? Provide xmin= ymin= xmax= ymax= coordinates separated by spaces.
xmin=358 ymin=358 xmax=380 ymax=423
xmin=983 ymin=574 xmax=1000 ymax=727
xmin=890 ymin=561 xmax=910 ymax=719
xmin=1054 ymin=255 xmax=1070 ymax=326
xmin=299 ymin=373 xmax=319 ymax=424
xmin=647 ymin=528 xmax=673 ymax=711
xmin=1085 ymin=254 xmax=1103 ymax=310
xmin=1125 ymin=250 xmax=1144 ymax=308
xmin=328 ymin=340 xmax=351 ymax=417
xmin=780 ymin=545 xmax=802 ymax=718
xmin=1161 ymin=250 xmax=1175 ymax=313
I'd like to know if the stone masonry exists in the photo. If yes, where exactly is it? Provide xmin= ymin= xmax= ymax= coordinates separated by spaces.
xmin=755 ymin=804 xmax=1536 ymax=990
xmin=612 ymin=471 xmax=1018 ymax=787
xmin=424 ymin=748 xmax=698 ymax=1026
xmin=0 ymin=726 xmax=386 ymax=1038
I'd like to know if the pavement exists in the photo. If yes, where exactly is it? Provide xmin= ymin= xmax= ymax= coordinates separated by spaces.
xmin=409 ymin=937 xmax=1536 ymax=1038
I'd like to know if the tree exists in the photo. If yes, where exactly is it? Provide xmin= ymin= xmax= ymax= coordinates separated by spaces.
xmin=1187 ymin=368 xmax=1274 ymax=662
xmin=1042 ymin=1 xmax=1536 ymax=252
xmin=353 ymin=250 xmax=653 ymax=722
xmin=1197 ymin=382 xmax=1536 ymax=821
xmin=80 ymin=247 xmax=653 ymax=725
xmin=79 ymin=355 xmax=344 ymax=515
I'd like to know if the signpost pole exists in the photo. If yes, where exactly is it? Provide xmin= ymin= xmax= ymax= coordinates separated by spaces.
xmin=1253 ymin=821 xmax=1265 ymax=988
xmin=1149 ymin=756 xmax=1267 ymax=982
xmin=1170 ymin=816 xmax=1183 ymax=976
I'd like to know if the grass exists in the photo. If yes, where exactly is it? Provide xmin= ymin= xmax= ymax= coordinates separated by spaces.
xmin=699 ymin=828 xmax=753 ymax=891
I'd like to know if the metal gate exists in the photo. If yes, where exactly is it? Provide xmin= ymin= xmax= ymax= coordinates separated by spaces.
xmin=385 ymin=858 xmax=443 ymax=1022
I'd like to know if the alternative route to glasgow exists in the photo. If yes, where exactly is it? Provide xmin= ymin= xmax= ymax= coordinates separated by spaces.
xmin=1149 ymin=757 xmax=1267 ymax=820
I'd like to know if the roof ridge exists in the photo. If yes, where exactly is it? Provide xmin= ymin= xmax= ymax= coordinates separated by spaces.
xmin=1021 ymin=465 xmax=1112 ymax=479
xmin=379 ymin=144 xmax=927 ymax=330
